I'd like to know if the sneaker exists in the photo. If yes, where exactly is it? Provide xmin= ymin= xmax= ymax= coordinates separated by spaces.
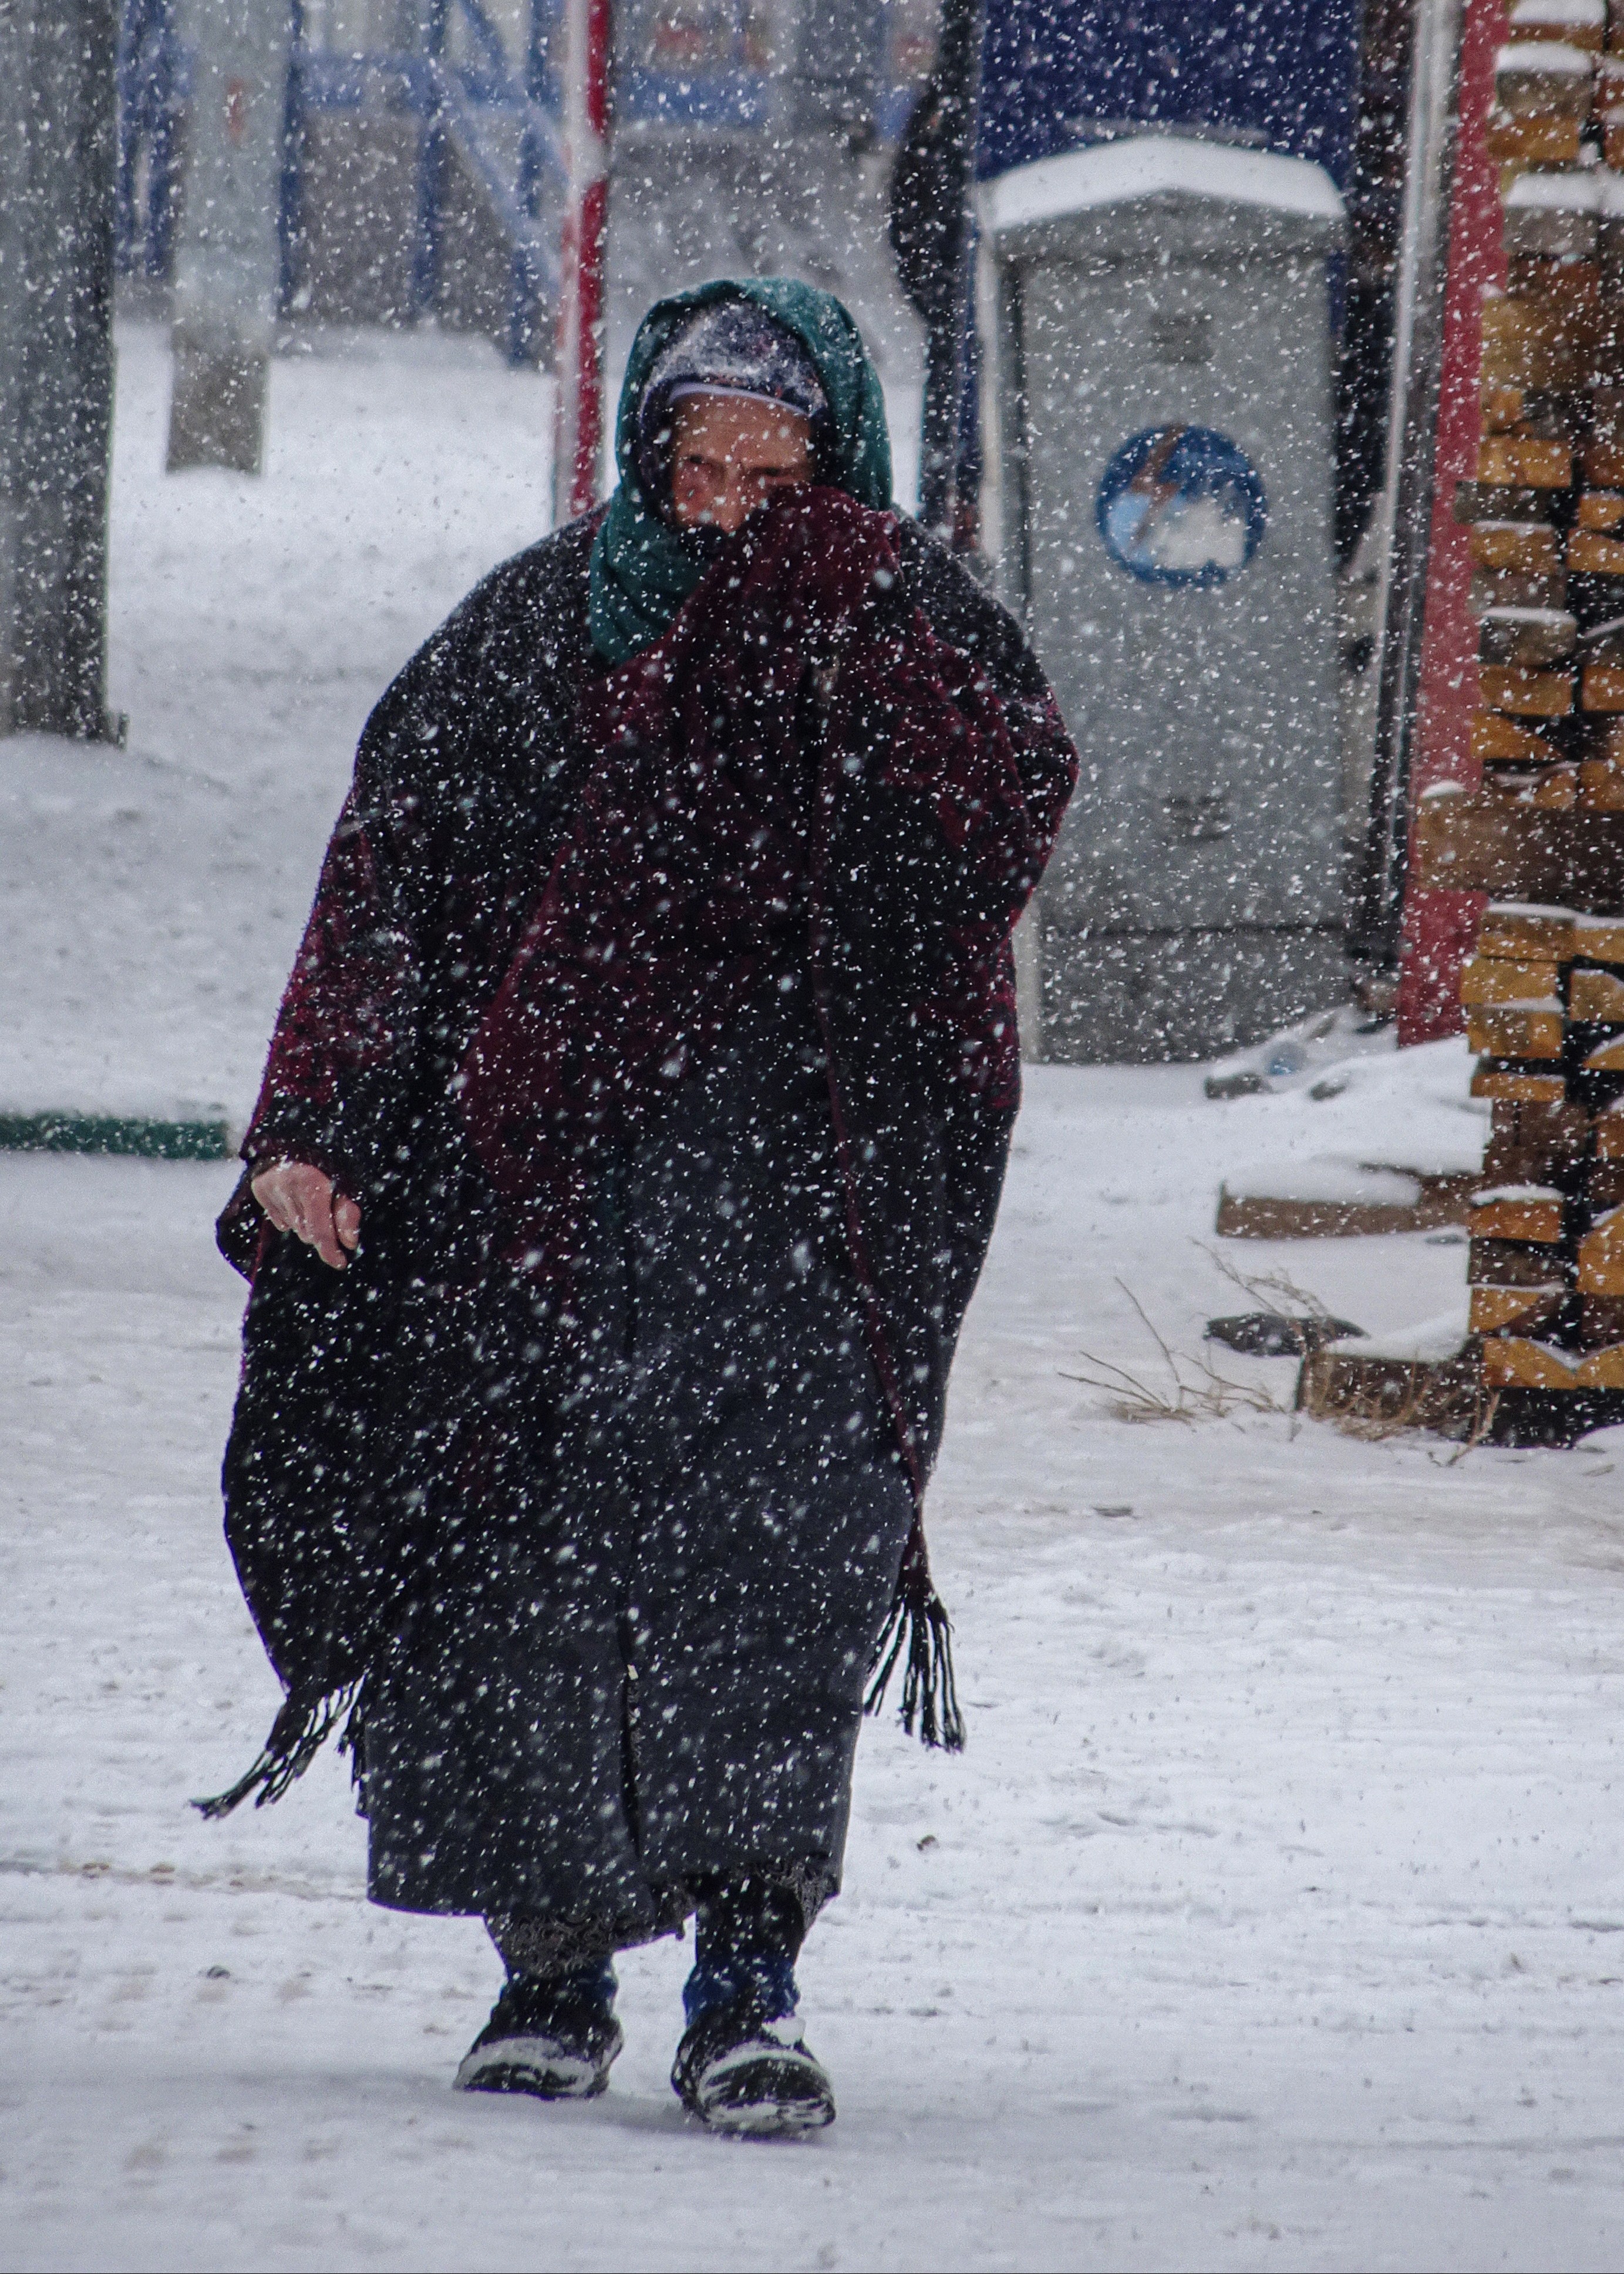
xmin=672 ymin=1960 xmax=835 ymax=2136
xmin=455 ymin=1960 xmax=622 ymax=2100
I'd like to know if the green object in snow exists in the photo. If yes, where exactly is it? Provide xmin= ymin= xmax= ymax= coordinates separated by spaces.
xmin=587 ymin=277 xmax=893 ymax=665
xmin=0 ymin=1111 xmax=231 ymax=1160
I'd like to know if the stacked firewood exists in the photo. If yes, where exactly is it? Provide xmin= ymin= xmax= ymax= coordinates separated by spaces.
xmin=1461 ymin=905 xmax=1624 ymax=1393
xmin=1441 ymin=0 xmax=1624 ymax=1409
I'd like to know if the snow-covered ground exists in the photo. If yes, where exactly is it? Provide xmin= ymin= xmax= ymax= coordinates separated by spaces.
xmin=6 ymin=323 xmax=1624 ymax=2272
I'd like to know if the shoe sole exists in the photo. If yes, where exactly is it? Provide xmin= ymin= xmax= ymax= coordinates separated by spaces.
xmin=456 ymin=2033 xmax=615 ymax=2101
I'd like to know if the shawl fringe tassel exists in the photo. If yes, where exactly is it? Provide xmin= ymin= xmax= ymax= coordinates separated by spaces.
xmin=865 ymin=1565 xmax=964 ymax=1752
xmin=192 ymin=1680 xmax=362 ymax=1820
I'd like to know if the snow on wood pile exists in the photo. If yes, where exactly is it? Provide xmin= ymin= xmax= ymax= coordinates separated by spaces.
xmin=1211 ymin=1035 xmax=1487 ymax=1236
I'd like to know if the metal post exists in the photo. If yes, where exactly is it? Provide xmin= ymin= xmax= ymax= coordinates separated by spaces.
xmin=917 ymin=0 xmax=983 ymax=545
xmin=528 ymin=0 xmax=560 ymax=107
xmin=166 ymin=0 xmax=297 ymax=474
xmin=278 ymin=0 xmax=306 ymax=316
xmin=506 ymin=0 xmax=549 ymax=363
xmin=554 ymin=0 xmax=608 ymax=525
xmin=117 ymin=0 xmax=186 ymax=284
xmin=0 ymin=0 xmax=120 ymax=742
xmin=1347 ymin=0 xmax=1463 ymax=969
xmin=410 ymin=0 xmax=449 ymax=322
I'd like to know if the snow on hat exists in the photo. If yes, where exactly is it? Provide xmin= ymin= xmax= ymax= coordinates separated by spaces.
xmin=636 ymin=297 xmax=831 ymax=497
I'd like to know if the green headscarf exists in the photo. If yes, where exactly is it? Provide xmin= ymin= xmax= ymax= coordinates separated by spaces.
xmin=587 ymin=277 xmax=893 ymax=665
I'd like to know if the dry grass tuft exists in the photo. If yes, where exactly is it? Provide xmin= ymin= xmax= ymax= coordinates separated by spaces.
xmin=1199 ymin=1238 xmax=1500 ymax=1456
xmin=1061 ymin=1283 xmax=1287 ymax=1424
xmin=1195 ymin=1241 xmax=1334 ymax=1323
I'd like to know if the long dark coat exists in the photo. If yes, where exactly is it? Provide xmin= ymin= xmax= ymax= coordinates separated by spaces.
xmin=214 ymin=507 xmax=1076 ymax=1934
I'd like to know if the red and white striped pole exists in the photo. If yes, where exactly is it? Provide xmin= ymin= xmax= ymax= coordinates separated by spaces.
xmin=554 ymin=0 xmax=611 ymax=526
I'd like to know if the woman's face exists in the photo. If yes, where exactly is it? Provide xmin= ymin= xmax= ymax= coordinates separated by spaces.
xmin=669 ymin=392 xmax=813 ymax=533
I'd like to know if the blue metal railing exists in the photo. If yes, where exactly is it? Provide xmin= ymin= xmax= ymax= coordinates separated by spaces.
xmin=405 ymin=0 xmax=568 ymax=362
xmin=119 ymin=0 xmax=926 ymax=362
xmin=117 ymin=0 xmax=565 ymax=363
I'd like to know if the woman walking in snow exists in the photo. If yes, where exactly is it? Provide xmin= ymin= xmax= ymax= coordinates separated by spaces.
xmin=206 ymin=280 xmax=1075 ymax=2133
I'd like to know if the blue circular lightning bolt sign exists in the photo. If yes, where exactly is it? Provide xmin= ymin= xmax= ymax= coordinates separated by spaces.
xmin=1096 ymin=425 xmax=1268 ymax=589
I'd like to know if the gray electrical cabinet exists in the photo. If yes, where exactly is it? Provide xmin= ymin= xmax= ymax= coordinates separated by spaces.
xmin=982 ymin=138 xmax=1349 ymax=1063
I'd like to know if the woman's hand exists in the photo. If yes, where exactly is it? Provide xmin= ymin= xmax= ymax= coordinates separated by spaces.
xmin=249 ymin=1161 xmax=360 ymax=1270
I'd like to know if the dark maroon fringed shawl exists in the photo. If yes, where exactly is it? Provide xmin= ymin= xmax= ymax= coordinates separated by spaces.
xmin=203 ymin=490 xmax=1076 ymax=1813
xmin=452 ymin=486 xmax=1070 ymax=1747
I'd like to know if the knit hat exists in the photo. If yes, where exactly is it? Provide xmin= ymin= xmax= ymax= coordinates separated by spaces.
xmin=635 ymin=297 xmax=832 ymax=501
